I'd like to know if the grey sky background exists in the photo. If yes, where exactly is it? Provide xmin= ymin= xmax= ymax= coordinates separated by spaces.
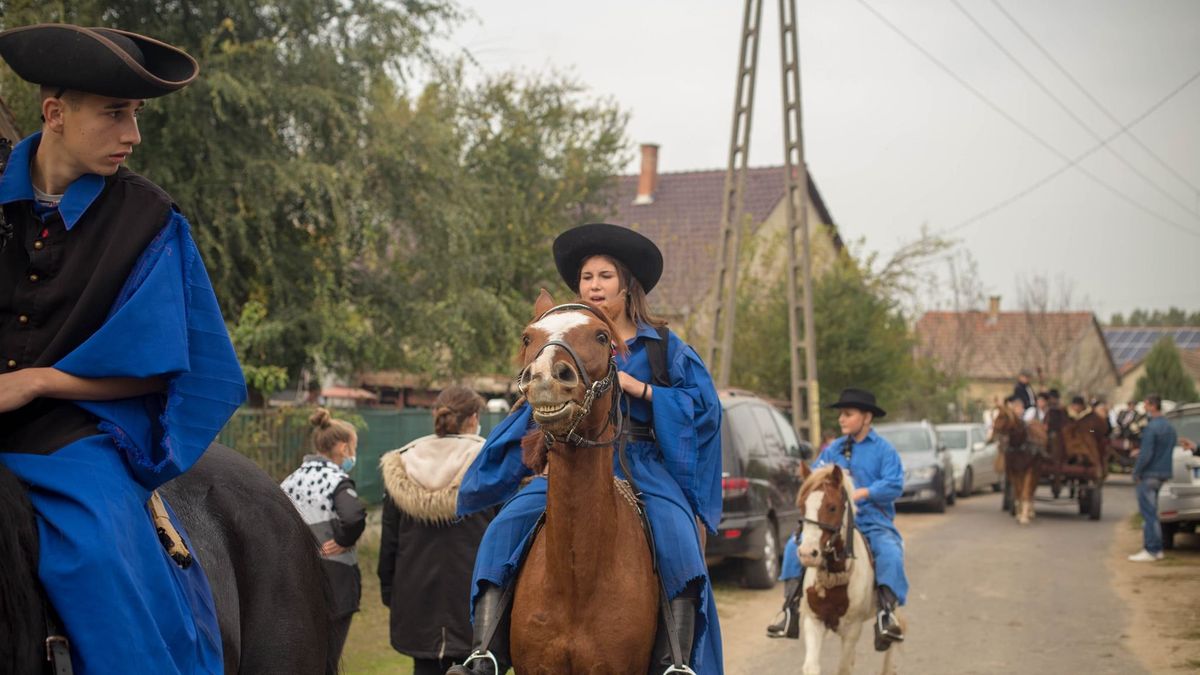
xmin=447 ymin=0 xmax=1200 ymax=319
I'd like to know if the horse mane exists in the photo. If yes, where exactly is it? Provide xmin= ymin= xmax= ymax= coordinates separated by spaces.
xmin=0 ymin=463 xmax=46 ymax=672
xmin=798 ymin=465 xmax=858 ymax=515
xmin=522 ymin=428 xmax=549 ymax=475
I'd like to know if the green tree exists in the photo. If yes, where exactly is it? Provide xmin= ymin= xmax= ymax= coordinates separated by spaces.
xmin=1135 ymin=336 xmax=1199 ymax=403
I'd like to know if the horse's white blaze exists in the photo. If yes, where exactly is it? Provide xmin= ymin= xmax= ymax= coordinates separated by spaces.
xmin=529 ymin=311 xmax=592 ymax=376
xmin=799 ymin=489 xmax=827 ymax=566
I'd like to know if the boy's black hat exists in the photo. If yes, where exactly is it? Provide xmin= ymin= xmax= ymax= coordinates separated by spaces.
xmin=0 ymin=23 xmax=198 ymax=99
xmin=827 ymin=387 xmax=887 ymax=418
xmin=553 ymin=223 xmax=663 ymax=293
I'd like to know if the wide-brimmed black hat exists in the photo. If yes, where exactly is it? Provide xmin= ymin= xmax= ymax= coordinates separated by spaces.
xmin=553 ymin=223 xmax=663 ymax=293
xmin=827 ymin=387 xmax=887 ymax=418
xmin=0 ymin=23 xmax=198 ymax=99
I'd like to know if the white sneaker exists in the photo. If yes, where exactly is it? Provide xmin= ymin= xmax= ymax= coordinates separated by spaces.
xmin=1127 ymin=549 xmax=1164 ymax=562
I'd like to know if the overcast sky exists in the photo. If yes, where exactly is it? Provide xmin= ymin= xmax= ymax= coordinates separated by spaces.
xmin=447 ymin=0 xmax=1200 ymax=320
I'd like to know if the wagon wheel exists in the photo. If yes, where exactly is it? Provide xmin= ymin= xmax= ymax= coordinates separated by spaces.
xmin=1002 ymin=477 xmax=1013 ymax=513
xmin=1077 ymin=486 xmax=1091 ymax=515
xmin=1088 ymin=482 xmax=1103 ymax=521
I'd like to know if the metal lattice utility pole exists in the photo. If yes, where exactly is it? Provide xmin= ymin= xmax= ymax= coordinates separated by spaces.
xmin=706 ymin=0 xmax=764 ymax=387
xmin=708 ymin=0 xmax=820 ymax=445
xmin=777 ymin=0 xmax=820 ymax=446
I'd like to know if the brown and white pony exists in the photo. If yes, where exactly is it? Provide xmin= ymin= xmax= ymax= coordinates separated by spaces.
xmin=991 ymin=406 xmax=1043 ymax=525
xmin=794 ymin=463 xmax=897 ymax=675
xmin=509 ymin=290 xmax=659 ymax=674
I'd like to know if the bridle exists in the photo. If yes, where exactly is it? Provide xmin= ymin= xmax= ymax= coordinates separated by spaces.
xmin=515 ymin=303 xmax=623 ymax=449
xmin=799 ymin=480 xmax=857 ymax=566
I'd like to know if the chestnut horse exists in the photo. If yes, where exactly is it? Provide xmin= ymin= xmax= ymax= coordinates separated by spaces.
xmin=509 ymin=290 xmax=659 ymax=674
xmin=0 ymin=444 xmax=335 ymax=674
xmin=1062 ymin=410 xmax=1109 ymax=481
xmin=794 ymin=464 xmax=897 ymax=675
xmin=991 ymin=406 xmax=1043 ymax=525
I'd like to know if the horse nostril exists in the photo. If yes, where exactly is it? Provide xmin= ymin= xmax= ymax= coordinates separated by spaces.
xmin=552 ymin=361 xmax=577 ymax=385
xmin=809 ymin=549 xmax=819 ymax=558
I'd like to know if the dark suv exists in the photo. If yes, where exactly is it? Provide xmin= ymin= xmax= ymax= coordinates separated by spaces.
xmin=704 ymin=390 xmax=812 ymax=588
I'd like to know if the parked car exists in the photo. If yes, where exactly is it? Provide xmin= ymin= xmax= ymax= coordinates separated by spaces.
xmin=1161 ymin=402 xmax=1200 ymax=550
xmin=705 ymin=390 xmax=812 ymax=588
xmin=936 ymin=423 xmax=1002 ymax=497
xmin=875 ymin=421 xmax=955 ymax=513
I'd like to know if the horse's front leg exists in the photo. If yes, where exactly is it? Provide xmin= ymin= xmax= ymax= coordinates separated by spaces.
xmin=835 ymin=620 xmax=864 ymax=675
xmin=801 ymin=614 xmax=825 ymax=675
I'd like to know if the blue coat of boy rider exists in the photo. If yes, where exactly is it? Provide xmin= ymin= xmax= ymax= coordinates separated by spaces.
xmin=0 ymin=24 xmax=245 ymax=673
xmin=450 ymin=223 xmax=724 ymax=675
xmin=767 ymin=388 xmax=906 ymax=650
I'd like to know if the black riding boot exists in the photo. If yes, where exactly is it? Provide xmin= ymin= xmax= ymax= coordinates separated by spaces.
xmin=649 ymin=590 xmax=698 ymax=675
xmin=446 ymin=584 xmax=511 ymax=675
xmin=765 ymin=575 xmax=803 ymax=639
xmin=873 ymin=585 xmax=903 ymax=651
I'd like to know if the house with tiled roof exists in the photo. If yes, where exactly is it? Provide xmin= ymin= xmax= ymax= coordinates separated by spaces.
xmin=915 ymin=296 xmax=1120 ymax=410
xmin=607 ymin=144 xmax=845 ymax=338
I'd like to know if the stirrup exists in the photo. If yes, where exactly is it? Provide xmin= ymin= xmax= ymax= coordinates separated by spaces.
xmin=875 ymin=611 xmax=904 ymax=641
xmin=461 ymin=650 xmax=499 ymax=673
xmin=662 ymin=666 xmax=697 ymax=674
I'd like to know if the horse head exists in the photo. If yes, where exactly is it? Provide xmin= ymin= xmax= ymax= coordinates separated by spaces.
xmin=795 ymin=464 xmax=856 ymax=570
xmin=517 ymin=289 xmax=628 ymax=471
xmin=991 ymin=406 xmax=1027 ymax=451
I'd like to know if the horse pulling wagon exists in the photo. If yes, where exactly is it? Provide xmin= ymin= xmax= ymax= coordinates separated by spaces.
xmin=995 ymin=406 xmax=1108 ymax=524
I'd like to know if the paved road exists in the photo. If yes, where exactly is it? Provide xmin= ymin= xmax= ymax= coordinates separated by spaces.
xmin=713 ymin=477 xmax=1145 ymax=674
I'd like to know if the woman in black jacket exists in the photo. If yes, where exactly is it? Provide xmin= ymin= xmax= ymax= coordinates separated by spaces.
xmin=378 ymin=386 xmax=495 ymax=675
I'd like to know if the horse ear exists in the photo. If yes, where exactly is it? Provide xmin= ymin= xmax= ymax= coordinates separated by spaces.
xmin=533 ymin=288 xmax=555 ymax=319
xmin=830 ymin=464 xmax=844 ymax=485
xmin=798 ymin=461 xmax=812 ymax=481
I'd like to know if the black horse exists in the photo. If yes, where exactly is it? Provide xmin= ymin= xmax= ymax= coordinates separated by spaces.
xmin=0 ymin=443 xmax=336 ymax=674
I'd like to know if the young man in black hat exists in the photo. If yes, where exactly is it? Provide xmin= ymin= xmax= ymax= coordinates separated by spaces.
xmin=768 ymin=387 xmax=907 ymax=650
xmin=0 ymin=24 xmax=244 ymax=673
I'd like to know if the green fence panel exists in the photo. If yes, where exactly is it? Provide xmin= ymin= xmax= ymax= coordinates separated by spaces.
xmin=218 ymin=407 xmax=512 ymax=505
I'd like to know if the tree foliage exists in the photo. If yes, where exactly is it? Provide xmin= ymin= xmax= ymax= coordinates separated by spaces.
xmin=731 ymin=241 xmax=962 ymax=429
xmin=1109 ymin=307 xmax=1200 ymax=327
xmin=0 ymin=3 xmax=629 ymax=399
xmin=1135 ymin=336 xmax=1199 ymax=403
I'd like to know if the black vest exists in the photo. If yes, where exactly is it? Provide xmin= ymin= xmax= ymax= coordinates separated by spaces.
xmin=0 ymin=167 xmax=174 ymax=454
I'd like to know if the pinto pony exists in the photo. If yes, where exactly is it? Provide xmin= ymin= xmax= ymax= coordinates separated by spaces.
xmin=794 ymin=464 xmax=897 ymax=675
xmin=508 ymin=290 xmax=659 ymax=674
xmin=991 ymin=406 xmax=1044 ymax=525
xmin=0 ymin=444 xmax=336 ymax=674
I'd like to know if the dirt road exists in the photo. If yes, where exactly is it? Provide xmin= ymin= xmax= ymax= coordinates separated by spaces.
xmin=713 ymin=478 xmax=1153 ymax=674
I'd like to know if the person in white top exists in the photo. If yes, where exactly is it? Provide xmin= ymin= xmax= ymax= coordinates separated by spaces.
xmin=1023 ymin=391 xmax=1048 ymax=424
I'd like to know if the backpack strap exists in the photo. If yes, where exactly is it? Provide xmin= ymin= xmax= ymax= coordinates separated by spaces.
xmin=644 ymin=325 xmax=672 ymax=387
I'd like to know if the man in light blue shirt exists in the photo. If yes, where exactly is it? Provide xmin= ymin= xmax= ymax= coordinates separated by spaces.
xmin=1128 ymin=394 xmax=1178 ymax=561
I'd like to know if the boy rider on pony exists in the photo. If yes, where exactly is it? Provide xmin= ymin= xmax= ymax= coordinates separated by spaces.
xmin=0 ymin=24 xmax=245 ymax=673
xmin=768 ymin=388 xmax=907 ymax=651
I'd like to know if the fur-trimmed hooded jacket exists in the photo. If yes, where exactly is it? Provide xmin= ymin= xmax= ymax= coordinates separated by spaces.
xmin=377 ymin=433 xmax=495 ymax=660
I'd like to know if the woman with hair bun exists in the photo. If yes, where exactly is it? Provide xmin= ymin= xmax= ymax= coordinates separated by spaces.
xmin=281 ymin=407 xmax=367 ymax=667
xmin=377 ymin=385 xmax=494 ymax=675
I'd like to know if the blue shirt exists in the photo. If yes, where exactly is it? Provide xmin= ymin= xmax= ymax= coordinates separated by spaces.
xmin=0 ymin=132 xmax=106 ymax=229
xmin=1134 ymin=416 xmax=1177 ymax=480
xmin=812 ymin=429 xmax=905 ymax=529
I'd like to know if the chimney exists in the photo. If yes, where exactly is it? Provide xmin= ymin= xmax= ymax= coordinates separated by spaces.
xmin=987 ymin=295 xmax=1001 ymax=325
xmin=634 ymin=143 xmax=659 ymax=205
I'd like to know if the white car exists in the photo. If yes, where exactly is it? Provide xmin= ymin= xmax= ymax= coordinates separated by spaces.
xmin=936 ymin=423 xmax=1002 ymax=497
xmin=1161 ymin=403 xmax=1200 ymax=549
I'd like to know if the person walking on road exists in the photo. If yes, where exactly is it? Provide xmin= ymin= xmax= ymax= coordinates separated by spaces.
xmin=1128 ymin=394 xmax=1177 ymax=562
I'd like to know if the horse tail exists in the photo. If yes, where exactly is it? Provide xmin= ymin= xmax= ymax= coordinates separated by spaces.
xmin=0 ymin=462 xmax=46 ymax=673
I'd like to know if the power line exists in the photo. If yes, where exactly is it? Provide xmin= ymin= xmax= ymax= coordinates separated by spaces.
xmin=947 ymin=59 xmax=1200 ymax=234
xmin=854 ymin=0 xmax=1200 ymax=239
xmin=952 ymin=0 xmax=1200 ymax=220
xmin=989 ymin=0 xmax=1200 ymax=201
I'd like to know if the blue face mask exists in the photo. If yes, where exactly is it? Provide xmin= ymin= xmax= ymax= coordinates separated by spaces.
xmin=340 ymin=456 xmax=356 ymax=473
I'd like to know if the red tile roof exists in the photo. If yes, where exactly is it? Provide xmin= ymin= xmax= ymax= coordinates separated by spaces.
xmin=914 ymin=311 xmax=1106 ymax=380
xmin=606 ymin=166 xmax=840 ymax=316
